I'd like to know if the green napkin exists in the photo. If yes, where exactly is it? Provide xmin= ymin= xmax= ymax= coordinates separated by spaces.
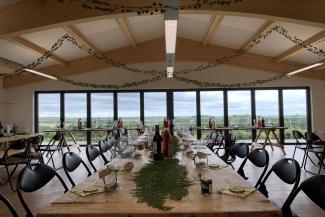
xmin=218 ymin=187 xmax=256 ymax=197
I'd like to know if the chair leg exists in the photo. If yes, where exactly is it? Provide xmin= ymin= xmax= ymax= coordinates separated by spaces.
xmin=9 ymin=164 xmax=18 ymax=177
xmin=292 ymin=146 xmax=297 ymax=158
xmin=318 ymin=154 xmax=324 ymax=175
xmin=5 ymin=166 xmax=16 ymax=191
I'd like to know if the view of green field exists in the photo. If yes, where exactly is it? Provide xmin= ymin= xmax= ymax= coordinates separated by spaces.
xmin=38 ymin=114 xmax=307 ymax=144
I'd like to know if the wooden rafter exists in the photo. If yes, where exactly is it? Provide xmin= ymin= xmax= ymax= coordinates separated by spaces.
xmin=202 ymin=14 xmax=223 ymax=46
xmin=5 ymin=37 xmax=325 ymax=88
xmin=0 ymin=57 xmax=23 ymax=73
xmin=275 ymin=30 xmax=325 ymax=62
xmin=116 ymin=16 xmax=137 ymax=48
xmin=239 ymin=20 xmax=275 ymax=50
xmin=63 ymin=26 xmax=103 ymax=55
xmin=5 ymin=36 xmax=68 ymax=66
xmin=2 ymin=0 xmax=325 ymax=38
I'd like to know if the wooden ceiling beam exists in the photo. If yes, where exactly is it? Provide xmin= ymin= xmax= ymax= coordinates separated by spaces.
xmin=5 ymin=36 xmax=68 ymax=66
xmin=116 ymin=16 xmax=137 ymax=48
xmin=275 ymin=30 xmax=325 ymax=62
xmin=63 ymin=25 xmax=102 ymax=54
xmin=239 ymin=20 xmax=275 ymax=50
xmin=4 ymin=37 xmax=325 ymax=89
xmin=2 ymin=0 xmax=325 ymax=38
xmin=202 ymin=14 xmax=223 ymax=46
xmin=0 ymin=57 xmax=23 ymax=73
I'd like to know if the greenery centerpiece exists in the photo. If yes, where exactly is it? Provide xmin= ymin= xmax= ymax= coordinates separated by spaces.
xmin=132 ymin=136 xmax=192 ymax=211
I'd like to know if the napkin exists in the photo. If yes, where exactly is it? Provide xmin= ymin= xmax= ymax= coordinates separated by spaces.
xmin=71 ymin=183 xmax=104 ymax=197
xmin=218 ymin=186 xmax=256 ymax=197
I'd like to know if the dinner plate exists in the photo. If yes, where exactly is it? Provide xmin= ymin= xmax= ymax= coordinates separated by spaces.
xmin=208 ymin=163 xmax=220 ymax=169
xmin=229 ymin=186 xmax=245 ymax=194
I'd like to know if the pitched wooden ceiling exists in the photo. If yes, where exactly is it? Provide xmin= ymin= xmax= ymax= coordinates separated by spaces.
xmin=1 ymin=0 xmax=325 ymax=88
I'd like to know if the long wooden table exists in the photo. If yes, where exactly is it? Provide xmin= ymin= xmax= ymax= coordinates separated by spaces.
xmin=194 ymin=126 xmax=287 ymax=155
xmin=36 ymin=135 xmax=281 ymax=217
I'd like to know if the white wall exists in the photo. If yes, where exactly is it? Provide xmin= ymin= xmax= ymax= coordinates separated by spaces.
xmin=3 ymin=62 xmax=325 ymax=132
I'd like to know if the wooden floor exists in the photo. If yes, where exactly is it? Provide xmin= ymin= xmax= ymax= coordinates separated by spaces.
xmin=0 ymin=144 xmax=324 ymax=217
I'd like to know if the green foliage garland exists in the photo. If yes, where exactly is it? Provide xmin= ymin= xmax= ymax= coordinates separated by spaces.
xmin=57 ymin=0 xmax=243 ymax=15
xmin=132 ymin=158 xmax=192 ymax=210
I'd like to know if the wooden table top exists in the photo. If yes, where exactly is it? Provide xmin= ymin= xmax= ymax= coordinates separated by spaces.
xmin=0 ymin=133 xmax=40 ymax=144
xmin=36 ymin=139 xmax=281 ymax=217
xmin=193 ymin=126 xmax=288 ymax=131
xmin=43 ymin=128 xmax=114 ymax=133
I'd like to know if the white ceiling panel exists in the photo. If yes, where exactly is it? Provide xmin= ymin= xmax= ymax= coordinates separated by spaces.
xmin=287 ymin=40 xmax=325 ymax=64
xmin=210 ymin=16 xmax=267 ymax=49
xmin=0 ymin=39 xmax=55 ymax=68
xmin=21 ymin=28 xmax=89 ymax=61
xmin=128 ymin=15 xmax=164 ymax=43
xmin=74 ymin=18 xmax=130 ymax=52
xmin=250 ymin=22 xmax=324 ymax=57
xmin=178 ymin=14 xmax=211 ymax=41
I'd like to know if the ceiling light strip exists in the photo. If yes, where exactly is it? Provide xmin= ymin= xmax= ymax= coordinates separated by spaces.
xmin=287 ymin=62 xmax=324 ymax=76
xmin=23 ymin=68 xmax=58 ymax=80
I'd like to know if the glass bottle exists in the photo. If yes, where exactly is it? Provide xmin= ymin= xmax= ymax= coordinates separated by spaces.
xmin=152 ymin=125 xmax=162 ymax=161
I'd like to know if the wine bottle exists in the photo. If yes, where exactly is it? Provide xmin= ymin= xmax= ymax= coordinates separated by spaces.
xmin=152 ymin=125 xmax=162 ymax=161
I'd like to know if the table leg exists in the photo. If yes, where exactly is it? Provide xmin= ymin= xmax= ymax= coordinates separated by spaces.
xmin=251 ymin=129 xmax=262 ymax=150
xmin=263 ymin=130 xmax=274 ymax=151
xmin=271 ymin=130 xmax=286 ymax=155
xmin=69 ymin=132 xmax=81 ymax=152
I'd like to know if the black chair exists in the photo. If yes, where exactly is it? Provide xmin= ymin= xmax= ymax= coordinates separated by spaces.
xmin=62 ymin=152 xmax=92 ymax=187
xmin=17 ymin=163 xmax=68 ymax=217
xmin=292 ymin=130 xmax=307 ymax=159
xmin=212 ymin=133 xmax=225 ymax=156
xmin=257 ymin=158 xmax=301 ymax=200
xmin=99 ymin=139 xmax=116 ymax=159
xmin=304 ymin=132 xmax=325 ymax=175
xmin=0 ymin=139 xmax=29 ymax=191
xmin=237 ymin=148 xmax=269 ymax=188
xmin=282 ymin=175 xmax=325 ymax=217
xmin=86 ymin=144 xmax=109 ymax=172
xmin=13 ymin=135 xmax=44 ymax=164
xmin=0 ymin=193 xmax=19 ymax=217
xmin=39 ymin=133 xmax=64 ymax=169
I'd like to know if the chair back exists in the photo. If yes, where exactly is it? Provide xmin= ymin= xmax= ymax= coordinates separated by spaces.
xmin=232 ymin=143 xmax=249 ymax=158
xmin=292 ymin=130 xmax=305 ymax=142
xmin=305 ymin=132 xmax=322 ymax=147
xmin=86 ymin=145 xmax=108 ymax=172
xmin=282 ymin=175 xmax=325 ymax=217
xmin=237 ymin=148 xmax=269 ymax=188
xmin=9 ymin=139 xmax=28 ymax=150
xmin=99 ymin=140 xmax=111 ymax=154
xmin=17 ymin=163 xmax=68 ymax=217
xmin=0 ymin=193 xmax=19 ymax=217
xmin=30 ymin=135 xmax=43 ymax=146
xmin=257 ymin=158 xmax=300 ymax=198
xmin=63 ymin=152 xmax=91 ymax=187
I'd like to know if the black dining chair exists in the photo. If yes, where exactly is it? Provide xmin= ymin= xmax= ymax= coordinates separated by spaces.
xmin=257 ymin=158 xmax=301 ymax=200
xmin=282 ymin=175 xmax=325 ymax=217
xmin=0 ymin=139 xmax=29 ymax=191
xmin=62 ymin=152 xmax=92 ymax=187
xmin=39 ymin=133 xmax=64 ymax=169
xmin=237 ymin=148 xmax=269 ymax=188
xmin=304 ymin=131 xmax=325 ymax=175
xmin=86 ymin=144 xmax=109 ymax=172
xmin=212 ymin=133 xmax=225 ymax=156
xmin=99 ymin=139 xmax=116 ymax=159
xmin=17 ymin=163 xmax=68 ymax=217
xmin=13 ymin=135 xmax=44 ymax=165
xmin=292 ymin=130 xmax=307 ymax=160
xmin=0 ymin=193 xmax=19 ymax=217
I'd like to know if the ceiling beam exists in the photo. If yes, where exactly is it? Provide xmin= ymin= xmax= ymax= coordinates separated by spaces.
xmin=0 ymin=57 xmax=23 ymax=73
xmin=239 ymin=20 xmax=275 ymax=50
xmin=202 ymin=14 xmax=223 ymax=46
xmin=63 ymin=25 xmax=103 ymax=54
xmin=116 ymin=16 xmax=137 ymax=48
xmin=2 ymin=0 xmax=325 ymax=38
xmin=274 ymin=30 xmax=325 ymax=62
xmin=5 ymin=36 xmax=68 ymax=66
xmin=4 ymin=37 xmax=325 ymax=89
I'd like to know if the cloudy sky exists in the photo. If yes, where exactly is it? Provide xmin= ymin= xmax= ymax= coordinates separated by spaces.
xmin=38 ymin=89 xmax=307 ymax=118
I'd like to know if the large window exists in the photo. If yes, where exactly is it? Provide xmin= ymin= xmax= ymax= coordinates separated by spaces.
xmin=35 ymin=87 xmax=310 ymax=145
xmin=118 ymin=93 xmax=140 ymax=129
xmin=228 ymin=91 xmax=251 ymax=141
xmin=255 ymin=90 xmax=280 ymax=142
xmin=65 ymin=93 xmax=87 ymax=145
xmin=144 ymin=92 xmax=166 ymax=129
xmin=200 ymin=91 xmax=223 ymax=138
xmin=91 ymin=93 xmax=114 ymax=143
xmin=283 ymin=89 xmax=308 ymax=142
xmin=173 ymin=92 xmax=196 ymax=132
xmin=38 ymin=93 xmax=60 ymax=142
